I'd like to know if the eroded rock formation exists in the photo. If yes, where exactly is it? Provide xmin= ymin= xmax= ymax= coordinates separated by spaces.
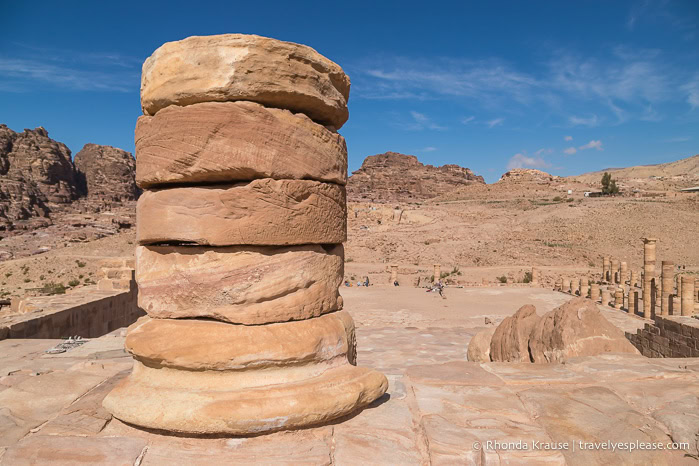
xmin=347 ymin=152 xmax=484 ymax=203
xmin=74 ymin=144 xmax=139 ymax=203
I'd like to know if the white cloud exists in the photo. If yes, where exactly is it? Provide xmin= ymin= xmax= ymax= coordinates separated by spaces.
xmin=682 ymin=75 xmax=699 ymax=109
xmin=461 ymin=116 xmax=475 ymax=124
xmin=664 ymin=136 xmax=690 ymax=143
xmin=535 ymin=148 xmax=553 ymax=156
xmin=394 ymin=111 xmax=447 ymax=131
xmin=564 ymin=147 xmax=577 ymax=155
xmin=421 ymin=146 xmax=437 ymax=152
xmin=569 ymin=115 xmax=599 ymax=127
xmin=487 ymin=117 xmax=504 ymax=128
xmin=579 ymin=140 xmax=603 ymax=151
xmin=564 ymin=135 xmax=573 ymax=141
xmin=506 ymin=152 xmax=551 ymax=170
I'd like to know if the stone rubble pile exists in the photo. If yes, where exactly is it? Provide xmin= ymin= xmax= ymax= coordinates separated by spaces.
xmin=103 ymin=34 xmax=387 ymax=435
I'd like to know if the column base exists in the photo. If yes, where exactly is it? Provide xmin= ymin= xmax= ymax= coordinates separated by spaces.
xmin=103 ymin=363 xmax=387 ymax=435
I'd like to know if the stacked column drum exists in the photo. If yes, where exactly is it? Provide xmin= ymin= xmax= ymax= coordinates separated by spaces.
xmin=103 ymin=34 xmax=387 ymax=435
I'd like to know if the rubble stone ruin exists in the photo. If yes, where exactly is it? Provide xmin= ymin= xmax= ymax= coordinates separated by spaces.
xmin=102 ymin=34 xmax=388 ymax=434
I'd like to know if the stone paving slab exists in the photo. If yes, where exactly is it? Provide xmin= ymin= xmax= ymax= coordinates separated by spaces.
xmin=1 ymin=289 xmax=698 ymax=464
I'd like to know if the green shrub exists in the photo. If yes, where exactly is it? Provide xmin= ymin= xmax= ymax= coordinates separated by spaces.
xmin=497 ymin=275 xmax=507 ymax=283
xmin=522 ymin=271 xmax=532 ymax=283
xmin=41 ymin=282 xmax=66 ymax=295
xmin=76 ymin=260 xmax=86 ymax=268
xmin=68 ymin=279 xmax=80 ymax=287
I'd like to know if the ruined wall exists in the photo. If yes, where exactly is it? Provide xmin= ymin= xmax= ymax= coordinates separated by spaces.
xmin=626 ymin=315 xmax=699 ymax=358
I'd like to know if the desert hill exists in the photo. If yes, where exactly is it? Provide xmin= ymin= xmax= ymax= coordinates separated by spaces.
xmin=0 ymin=125 xmax=138 ymax=232
xmin=347 ymin=152 xmax=484 ymax=203
xmin=571 ymin=153 xmax=699 ymax=184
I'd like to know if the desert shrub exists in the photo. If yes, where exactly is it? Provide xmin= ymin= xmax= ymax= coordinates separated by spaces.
xmin=23 ymin=278 xmax=31 ymax=283
xmin=41 ymin=282 xmax=66 ymax=295
xmin=5 ymin=273 xmax=11 ymax=278
xmin=522 ymin=271 xmax=532 ymax=283
xmin=76 ymin=260 xmax=86 ymax=268
xmin=553 ymin=196 xmax=562 ymax=202
xmin=68 ymin=279 xmax=80 ymax=287
xmin=497 ymin=275 xmax=507 ymax=283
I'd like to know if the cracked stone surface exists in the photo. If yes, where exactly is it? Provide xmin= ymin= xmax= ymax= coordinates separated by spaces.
xmin=1 ymin=288 xmax=697 ymax=464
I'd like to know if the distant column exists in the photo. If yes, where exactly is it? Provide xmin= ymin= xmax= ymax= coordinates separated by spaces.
xmin=601 ymin=289 xmax=611 ymax=307
xmin=660 ymin=261 xmax=674 ymax=316
xmin=610 ymin=259 xmax=620 ymax=284
xmin=531 ymin=267 xmax=539 ymax=286
xmin=682 ymin=276 xmax=695 ymax=317
xmin=630 ymin=270 xmax=639 ymax=288
xmin=643 ymin=238 xmax=657 ymax=319
xmin=433 ymin=264 xmax=440 ymax=282
xmin=590 ymin=283 xmax=600 ymax=302
xmin=620 ymin=262 xmax=628 ymax=285
xmin=390 ymin=265 xmax=398 ymax=285
xmin=580 ymin=280 xmax=589 ymax=299
xmin=614 ymin=288 xmax=624 ymax=309
xmin=602 ymin=256 xmax=610 ymax=282
xmin=628 ymin=290 xmax=638 ymax=315
xmin=562 ymin=279 xmax=571 ymax=294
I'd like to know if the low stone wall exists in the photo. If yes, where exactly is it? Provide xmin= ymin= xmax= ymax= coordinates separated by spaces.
xmin=626 ymin=315 xmax=699 ymax=358
xmin=0 ymin=257 xmax=143 ymax=340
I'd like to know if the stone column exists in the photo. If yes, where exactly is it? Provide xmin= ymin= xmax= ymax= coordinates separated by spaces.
xmin=614 ymin=288 xmax=624 ymax=309
xmin=580 ymin=280 xmax=589 ymax=299
xmin=643 ymin=238 xmax=657 ymax=319
xmin=660 ymin=261 xmax=674 ymax=316
xmin=390 ymin=265 xmax=398 ymax=284
xmin=602 ymin=256 xmax=610 ymax=282
xmin=103 ymin=34 xmax=387 ymax=435
xmin=601 ymin=289 xmax=611 ymax=307
xmin=628 ymin=290 xmax=638 ymax=315
xmin=562 ymin=279 xmax=571 ymax=294
xmin=590 ymin=283 xmax=600 ymax=302
xmin=620 ymin=261 xmax=628 ymax=285
xmin=630 ymin=270 xmax=639 ymax=288
xmin=554 ymin=278 xmax=562 ymax=291
xmin=434 ymin=264 xmax=441 ymax=282
xmin=682 ymin=276 xmax=696 ymax=317
xmin=531 ymin=267 xmax=539 ymax=286
xmin=611 ymin=259 xmax=620 ymax=284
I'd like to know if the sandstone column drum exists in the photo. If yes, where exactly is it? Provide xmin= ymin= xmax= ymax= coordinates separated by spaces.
xmin=103 ymin=34 xmax=387 ymax=434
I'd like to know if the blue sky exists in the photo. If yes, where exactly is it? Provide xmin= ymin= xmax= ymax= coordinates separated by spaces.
xmin=1 ymin=1 xmax=698 ymax=183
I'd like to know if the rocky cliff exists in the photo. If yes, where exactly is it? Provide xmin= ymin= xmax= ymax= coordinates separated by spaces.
xmin=0 ymin=125 xmax=137 ymax=231
xmin=74 ymin=144 xmax=140 ymax=203
xmin=498 ymin=168 xmax=562 ymax=184
xmin=347 ymin=152 xmax=484 ymax=203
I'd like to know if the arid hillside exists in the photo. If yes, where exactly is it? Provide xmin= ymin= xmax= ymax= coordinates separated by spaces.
xmin=571 ymin=153 xmax=699 ymax=185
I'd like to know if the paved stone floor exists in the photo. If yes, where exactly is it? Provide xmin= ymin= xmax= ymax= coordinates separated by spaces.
xmin=1 ymin=287 xmax=697 ymax=465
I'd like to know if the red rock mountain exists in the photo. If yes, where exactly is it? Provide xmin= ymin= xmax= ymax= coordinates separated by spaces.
xmin=347 ymin=152 xmax=484 ymax=203
xmin=0 ymin=125 xmax=138 ymax=231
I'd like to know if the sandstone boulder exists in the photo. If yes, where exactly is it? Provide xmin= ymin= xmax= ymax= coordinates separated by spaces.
xmin=528 ymin=297 xmax=640 ymax=363
xmin=136 ymin=244 xmax=343 ymax=324
xmin=140 ymin=34 xmax=350 ymax=128
xmin=466 ymin=327 xmax=496 ymax=363
xmin=490 ymin=304 xmax=540 ymax=362
xmin=126 ymin=311 xmax=356 ymax=371
xmin=135 ymin=101 xmax=347 ymax=188
xmin=137 ymin=179 xmax=346 ymax=246
xmin=103 ymin=364 xmax=388 ymax=435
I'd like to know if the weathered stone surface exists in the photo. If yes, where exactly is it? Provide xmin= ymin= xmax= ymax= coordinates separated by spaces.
xmin=140 ymin=34 xmax=350 ymax=128
xmin=74 ymin=144 xmax=139 ymax=202
xmin=528 ymin=297 xmax=640 ymax=363
xmin=2 ymin=435 xmax=146 ymax=465
xmin=126 ymin=311 xmax=356 ymax=371
xmin=517 ymin=385 xmax=689 ymax=465
xmin=135 ymin=101 xmax=347 ymax=188
xmin=490 ymin=304 xmax=540 ymax=362
xmin=137 ymin=179 xmax=346 ymax=246
xmin=136 ymin=244 xmax=343 ymax=324
xmin=466 ymin=326 xmax=496 ymax=362
xmin=103 ymin=364 xmax=388 ymax=435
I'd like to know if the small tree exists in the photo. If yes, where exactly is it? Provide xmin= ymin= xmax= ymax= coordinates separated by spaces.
xmin=601 ymin=172 xmax=619 ymax=195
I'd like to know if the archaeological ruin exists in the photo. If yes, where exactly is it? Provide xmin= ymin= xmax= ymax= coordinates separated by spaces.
xmin=101 ymin=34 xmax=387 ymax=434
